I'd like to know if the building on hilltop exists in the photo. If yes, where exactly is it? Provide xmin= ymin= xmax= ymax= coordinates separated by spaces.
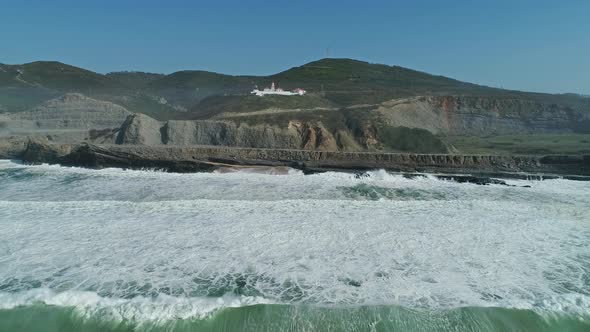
xmin=251 ymin=82 xmax=306 ymax=96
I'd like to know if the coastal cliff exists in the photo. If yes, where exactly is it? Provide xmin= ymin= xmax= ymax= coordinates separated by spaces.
xmin=375 ymin=96 xmax=590 ymax=136
xmin=2 ymin=91 xmax=588 ymax=155
xmin=115 ymin=113 xmax=349 ymax=151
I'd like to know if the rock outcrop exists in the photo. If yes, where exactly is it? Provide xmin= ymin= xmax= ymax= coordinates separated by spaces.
xmin=9 ymin=141 xmax=589 ymax=178
xmin=289 ymin=121 xmax=339 ymax=151
xmin=376 ymin=96 xmax=590 ymax=135
xmin=0 ymin=136 xmax=28 ymax=159
xmin=22 ymin=140 xmax=73 ymax=164
xmin=115 ymin=113 xmax=344 ymax=151
xmin=164 ymin=120 xmax=302 ymax=149
xmin=115 ymin=113 xmax=163 ymax=145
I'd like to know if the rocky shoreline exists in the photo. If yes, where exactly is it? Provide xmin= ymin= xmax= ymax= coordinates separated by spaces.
xmin=1 ymin=140 xmax=588 ymax=181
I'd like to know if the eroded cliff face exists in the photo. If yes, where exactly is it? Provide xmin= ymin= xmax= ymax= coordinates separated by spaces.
xmin=288 ymin=121 xmax=339 ymax=151
xmin=376 ymin=96 xmax=590 ymax=135
xmin=0 ymin=93 xmax=130 ymax=142
xmin=5 ymin=93 xmax=583 ymax=153
xmin=164 ymin=120 xmax=302 ymax=149
xmin=115 ymin=113 xmax=346 ymax=151
xmin=115 ymin=113 xmax=163 ymax=145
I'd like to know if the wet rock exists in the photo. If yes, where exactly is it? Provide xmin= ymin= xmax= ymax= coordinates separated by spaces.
xmin=22 ymin=140 xmax=72 ymax=164
xmin=435 ymin=175 xmax=509 ymax=186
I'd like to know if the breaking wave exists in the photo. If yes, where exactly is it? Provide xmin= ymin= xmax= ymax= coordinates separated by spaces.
xmin=1 ymin=160 xmax=589 ymax=331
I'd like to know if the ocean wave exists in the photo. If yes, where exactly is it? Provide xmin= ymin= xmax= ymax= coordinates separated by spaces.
xmin=0 ymin=288 xmax=273 ymax=322
xmin=0 ymin=289 xmax=588 ymax=332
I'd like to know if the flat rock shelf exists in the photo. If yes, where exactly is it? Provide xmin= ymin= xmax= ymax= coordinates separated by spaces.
xmin=1 ymin=140 xmax=588 ymax=180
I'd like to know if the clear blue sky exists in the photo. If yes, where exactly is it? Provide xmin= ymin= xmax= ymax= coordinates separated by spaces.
xmin=1 ymin=0 xmax=589 ymax=94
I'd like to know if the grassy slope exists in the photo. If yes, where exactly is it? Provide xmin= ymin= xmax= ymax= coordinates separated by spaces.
xmin=0 ymin=62 xmax=186 ymax=118
xmin=444 ymin=134 xmax=590 ymax=155
xmin=186 ymin=58 xmax=590 ymax=118
xmin=0 ymin=87 xmax=60 ymax=112
xmin=279 ymin=59 xmax=467 ymax=94
xmin=378 ymin=127 xmax=448 ymax=153
xmin=2 ymin=58 xmax=589 ymax=116
xmin=145 ymin=71 xmax=257 ymax=109
xmin=105 ymin=72 xmax=165 ymax=89
xmin=192 ymin=94 xmax=336 ymax=119
xmin=16 ymin=61 xmax=120 ymax=91
xmin=195 ymin=58 xmax=487 ymax=109
xmin=268 ymin=59 xmax=590 ymax=108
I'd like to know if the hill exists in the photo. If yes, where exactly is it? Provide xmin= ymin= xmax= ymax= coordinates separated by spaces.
xmin=186 ymin=58 xmax=590 ymax=117
xmin=0 ymin=61 xmax=120 ymax=90
xmin=0 ymin=61 xmax=183 ymax=118
xmin=1 ymin=58 xmax=589 ymax=121
xmin=105 ymin=71 xmax=165 ymax=89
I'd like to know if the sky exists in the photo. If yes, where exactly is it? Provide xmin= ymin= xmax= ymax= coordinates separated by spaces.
xmin=1 ymin=0 xmax=589 ymax=94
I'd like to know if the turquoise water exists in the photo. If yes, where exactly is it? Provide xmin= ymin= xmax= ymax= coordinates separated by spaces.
xmin=0 ymin=160 xmax=588 ymax=331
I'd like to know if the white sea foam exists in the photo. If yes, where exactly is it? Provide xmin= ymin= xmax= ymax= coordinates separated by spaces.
xmin=0 ymin=161 xmax=589 ymax=322
xmin=0 ymin=288 xmax=273 ymax=322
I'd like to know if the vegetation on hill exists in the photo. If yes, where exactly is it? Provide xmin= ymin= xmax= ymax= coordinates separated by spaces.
xmin=0 ymin=87 xmax=59 ymax=112
xmin=106 ymin=71 xmax=165 ymax=89
xmin=267 ymin=58 xmax=478 ymax=105
xmin=443 ymin=134 xmax=590 ymax=155
xmin=1 ymin=58 xmax=589 ymax=122
xmin=268 ymin=59 xmax=590 ymax=108
xmin=3 ymin=61 xmax=120 ymax=91
xmin=191 ymin=94 xmax=336 ymax=119
xmin=377 ymin=126 xmax=448 ymax=153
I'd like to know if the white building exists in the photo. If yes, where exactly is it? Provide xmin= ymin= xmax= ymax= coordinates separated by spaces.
xmin=251 ymin=82 xmax=306 ymax=96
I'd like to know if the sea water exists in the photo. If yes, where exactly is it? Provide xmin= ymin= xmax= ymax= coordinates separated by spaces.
xmin=0 ymin=160 xmax=588 ymax=331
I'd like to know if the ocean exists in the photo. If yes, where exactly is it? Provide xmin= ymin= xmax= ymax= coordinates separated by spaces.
xmin=0 ymin=160 xmax=588 ymax=331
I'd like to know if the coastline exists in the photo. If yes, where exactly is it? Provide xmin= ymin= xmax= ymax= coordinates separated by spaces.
xmin=2 ymin=140 xmax=589 ymax=180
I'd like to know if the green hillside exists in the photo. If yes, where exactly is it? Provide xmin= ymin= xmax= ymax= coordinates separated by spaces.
xmin=191 ymin=94 xmax=336 ymax=119
xmin=144 ymin=71 xmax=256 ymax=108
xmin=147 ymin=70 xmax=251 ymax=90
xmin=173 ymin=58 xmax=590 ymax=113
xmin=106 ymin=71 xmax=165 ymax=89
xmin=271 ymin=58 xmax=472 ymax=91
xmin=3 ymin=61 xmax=120 ymax=91
xmin=1 ymin=58 xmax=589 ymax=119
xmin=268 ymin=59 xmax=589 ymax=107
